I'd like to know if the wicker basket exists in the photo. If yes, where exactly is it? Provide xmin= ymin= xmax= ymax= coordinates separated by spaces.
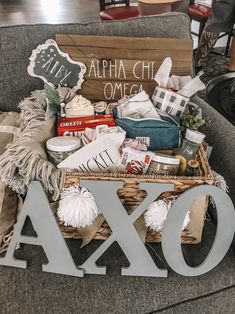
xmin=57 ymin=145 xmax=214 ymax=244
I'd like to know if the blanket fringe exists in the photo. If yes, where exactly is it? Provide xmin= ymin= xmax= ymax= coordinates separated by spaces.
xmin=0 ymin=229 xmax=14 ymax=254
xmin=0 ymin=92 xmax=66 ymax=200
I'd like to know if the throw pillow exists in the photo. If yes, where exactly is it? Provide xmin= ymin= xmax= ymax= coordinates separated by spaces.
xmin=0 ymin=111 xmax=21 ymax=252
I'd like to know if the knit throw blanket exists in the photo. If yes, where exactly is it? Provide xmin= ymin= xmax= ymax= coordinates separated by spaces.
xmin=0 ymin=92 xmax=66 ymax=200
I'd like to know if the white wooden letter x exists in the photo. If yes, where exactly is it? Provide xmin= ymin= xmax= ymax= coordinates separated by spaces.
xmin=80 ymin=180 xmax=174 ymax=277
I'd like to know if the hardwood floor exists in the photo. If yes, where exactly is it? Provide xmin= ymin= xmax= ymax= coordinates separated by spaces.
xmin=0 ymin=0 xmax=100 ymax=25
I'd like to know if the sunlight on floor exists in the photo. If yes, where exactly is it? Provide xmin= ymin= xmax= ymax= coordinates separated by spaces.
xmin=40 ymin=0 xmax=63 ymax=23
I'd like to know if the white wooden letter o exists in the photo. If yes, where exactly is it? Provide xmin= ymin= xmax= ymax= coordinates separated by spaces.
xmin=161 ymin=185 xmax=235 ymax=276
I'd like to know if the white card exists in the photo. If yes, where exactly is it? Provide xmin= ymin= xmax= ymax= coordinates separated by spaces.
xmin=57 ymin=133 xmax=125 ymax=172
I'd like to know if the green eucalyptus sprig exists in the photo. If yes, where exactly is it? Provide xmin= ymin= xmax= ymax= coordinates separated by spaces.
xmin=180 ymin=104 xmax=206 ymax=133
xmin=44 ymin=83 xmax=60 ymax=106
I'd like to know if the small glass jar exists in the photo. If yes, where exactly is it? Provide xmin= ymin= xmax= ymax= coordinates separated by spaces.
xmin=147 ymin=154 xmax=180 ymax=176
xmin=176 ymin=129 xmax=205 ymax=175
xmin=178 ymin=129 xmax=205 ymax=161
xmin=46 ymin=136 xmax=81 ymax=166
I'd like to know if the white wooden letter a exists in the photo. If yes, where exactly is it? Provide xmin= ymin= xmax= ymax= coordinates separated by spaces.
xmin=0 ymin=181 xmax=84 ymax=277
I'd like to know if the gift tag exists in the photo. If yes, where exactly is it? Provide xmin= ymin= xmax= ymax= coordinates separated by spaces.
xmin=27 ymin=39 xmax=86 ymax=90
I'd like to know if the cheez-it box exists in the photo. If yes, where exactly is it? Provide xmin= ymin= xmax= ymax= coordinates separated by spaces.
xmin=57 ymin=115 xmax=116 ymax=137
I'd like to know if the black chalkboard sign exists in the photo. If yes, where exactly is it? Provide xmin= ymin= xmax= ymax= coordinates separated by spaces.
xmin=27 ymin=39 xmax=86 ymax=90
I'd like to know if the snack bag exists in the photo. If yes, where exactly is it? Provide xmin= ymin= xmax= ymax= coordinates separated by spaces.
xmin=116 ymin=147 xmax=153 ymax=175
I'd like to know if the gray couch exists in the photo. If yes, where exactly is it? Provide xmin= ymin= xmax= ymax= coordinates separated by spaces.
xmin=0 ymin=13 xmax=235 ymax=314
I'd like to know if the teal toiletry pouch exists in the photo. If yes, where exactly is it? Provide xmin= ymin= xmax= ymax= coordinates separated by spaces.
xmin=113 ymin=108 xmax=180 ymax=150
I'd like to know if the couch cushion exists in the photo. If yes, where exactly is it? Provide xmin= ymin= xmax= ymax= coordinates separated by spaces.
xmin=0 ymin=13 xmax=191 ymax=112
xmin=0 ymin=219 xmax=234 ymax=313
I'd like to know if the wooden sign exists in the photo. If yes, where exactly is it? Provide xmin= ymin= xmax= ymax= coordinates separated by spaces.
xmin=27 ymin=39 xmax=86 ymax=90
xmin=56 ymin=34 xmax=193 ymax=101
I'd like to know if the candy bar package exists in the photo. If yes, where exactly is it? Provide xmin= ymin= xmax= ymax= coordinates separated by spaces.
xmin=57 ymin=114 xmax=116 ymax=136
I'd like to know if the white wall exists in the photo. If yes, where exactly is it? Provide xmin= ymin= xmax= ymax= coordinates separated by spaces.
xmin=191 ymin=20 xmax=230 ymax=49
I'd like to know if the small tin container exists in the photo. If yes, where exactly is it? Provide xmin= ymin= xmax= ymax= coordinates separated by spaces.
xmin=147 ymin=153 xmax=180 ymax=176
xmin=46 ymin=136 xmax=81 ymax=166
xmin=185 ymin=159 xmax=200 ymax=176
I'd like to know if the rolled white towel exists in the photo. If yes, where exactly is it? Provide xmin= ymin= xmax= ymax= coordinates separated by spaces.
xmin=65 ymin=95 xmax=94 ymax=117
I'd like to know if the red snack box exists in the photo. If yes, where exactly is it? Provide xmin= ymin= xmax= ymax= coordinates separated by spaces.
xmin=57 ymin=114 xmax=116 ymax=137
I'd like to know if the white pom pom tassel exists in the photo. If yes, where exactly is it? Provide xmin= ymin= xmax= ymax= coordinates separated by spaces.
xmin=180 ymin=208 xmax=190 ymax=231
xmin=57 ymin=184 xmax=100 ymax=228
xmin=144 ymin=200 xmax=169 ymax=232
xmin=144 ymin=199 xmax=190 ymax=232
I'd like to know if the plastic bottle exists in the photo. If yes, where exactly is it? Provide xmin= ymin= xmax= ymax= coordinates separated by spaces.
xmin=176 ymin=129 xmax=205 ymax=175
